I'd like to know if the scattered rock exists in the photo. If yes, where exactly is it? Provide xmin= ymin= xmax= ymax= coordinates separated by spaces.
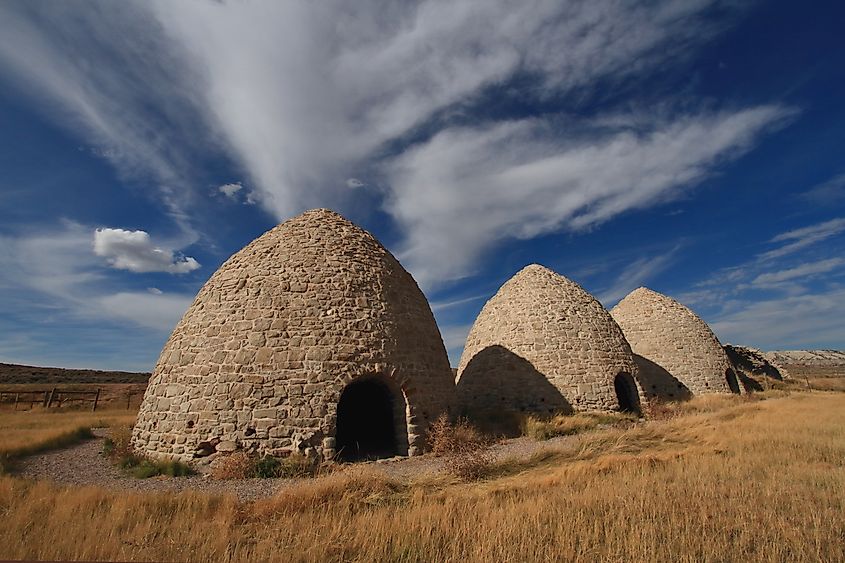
xmin=216 ymin=440 xmax=238 ymax=453
xmin=194 ymin=438 xmax=221 ymax=458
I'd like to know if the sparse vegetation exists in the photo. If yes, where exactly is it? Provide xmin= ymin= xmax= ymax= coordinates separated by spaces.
xmin=521 ymin=410 xmax=637 ymax=440
xmin=103 ymin=425 xmax=193 ymax=478
xmin=211 ymin=452 xmax=320 ymax=480
xmin=0 ymin=408 xmax=135 ymax=474
xmin=427 ymin=414 xmax=493 ymax=480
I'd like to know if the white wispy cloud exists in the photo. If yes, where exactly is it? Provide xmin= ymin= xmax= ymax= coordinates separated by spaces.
xmin=440 ymin=323 xmax=474 ymax=353
xmin=676 ymin=218 xmax=845 ymax=348
xmin=800 ymin=173 xmax=845 ymax=205
xmin=598 ymin=249 xmax=680 ymax=305
xmin=758 ymin=217 xmax=845 ymax=261
xmin=683 ymin=217 xmax=845 ymax=308
xmin=711 ymin=287 xmax=845 ymax=350
xmin=430 ymin=293 xmax=489 ymax=312
xmin=387 ymin=108 xmax=793 ymax=285
xmin=93 ymin=228 xmax=200 ymax=274
xmin=0 ymin=0 xmax=788 ymax=288
xmin=0 ymin=4 xmax=205 ymax=243
xmin=96 ymin=291 xmax=195 ymax=332
xmin=752 ymin=258 xmax=845 ymax=286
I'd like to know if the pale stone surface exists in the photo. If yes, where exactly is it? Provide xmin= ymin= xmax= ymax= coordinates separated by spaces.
xmin=610 ymin=287 xmax=740 ymax=397
xmin=132 ymin=209 xmax=454 ymax=462
xmin=456 ymin=265 xmax=641 ymax=415
xmin=764 ymin=349 xmax=845 ymax=368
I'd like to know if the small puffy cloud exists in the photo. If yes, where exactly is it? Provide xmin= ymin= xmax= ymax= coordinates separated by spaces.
xmin=218 ymin=182 xmax=243 ymax=199
xmin=93 ymin=228 xmax=200 ymax=274
xmin=146 ymin=287 xmax=163 ymax=295
xmin=346 ymin=178 xmax=365 ymax=188
xmin=218 ymin=181 xmax=258 ymax=204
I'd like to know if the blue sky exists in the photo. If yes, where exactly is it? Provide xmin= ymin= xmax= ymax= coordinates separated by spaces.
xmin=1 ymin=0 xmax=843 ymax=371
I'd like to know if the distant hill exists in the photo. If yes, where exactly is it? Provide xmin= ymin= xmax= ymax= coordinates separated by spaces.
xmin=764 ymin=350 xmax=845 ymax=367
xmin=0 ymin=362 xmax=150 ymax=384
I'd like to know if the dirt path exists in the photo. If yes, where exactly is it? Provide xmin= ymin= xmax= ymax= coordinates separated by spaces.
xmin=14 ymin=429 xmax=585 ymax=501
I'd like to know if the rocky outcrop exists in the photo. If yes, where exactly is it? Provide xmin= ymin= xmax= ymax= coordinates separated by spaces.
xmin=764 ymin=350 xmax=845 ymax=367
xmin=724 ymin=344 xmax=787 ymax=381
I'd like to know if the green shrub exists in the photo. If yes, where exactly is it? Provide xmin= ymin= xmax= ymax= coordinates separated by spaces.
xmin=104 ymin=426 xmax=193 ymax=479
xmin=254 ymin=455 xmax=282 ymax=478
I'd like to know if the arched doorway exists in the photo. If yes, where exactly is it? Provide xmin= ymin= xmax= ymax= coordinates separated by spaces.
xmin=725 ymin=369 xmax=741 ymax=394
xmin=335 ymin=376 xmax=407 ymax=461
xmin=614 ymin=372 xmax=641 ymax=414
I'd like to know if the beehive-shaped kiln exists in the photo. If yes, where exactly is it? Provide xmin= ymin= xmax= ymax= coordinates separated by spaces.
xmin=132 ymin=209 xmax=454 ymax=462
xmin=456 ymin=265 xmax=641 ymax=416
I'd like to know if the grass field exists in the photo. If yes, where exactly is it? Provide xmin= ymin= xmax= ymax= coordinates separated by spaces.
xmin=0 ymin=408 xmax=136 ymax=471
xmin=0 ymin=391 xmax=843 ymax=561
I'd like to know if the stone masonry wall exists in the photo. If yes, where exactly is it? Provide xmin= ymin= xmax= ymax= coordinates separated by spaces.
xmin=132 ymin=209 xmax=454 ymax=462
xmin=610 ymin=287 xmax=738 ymax=397
xmin=456 ymin=265 xmax=641 ymax=414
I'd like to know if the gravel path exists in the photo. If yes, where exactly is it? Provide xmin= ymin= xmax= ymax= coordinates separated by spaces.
xmin=15 ymin=429 xmax=291 ymax=501
xmin=14 ymin=429 xmax=587 ymax=501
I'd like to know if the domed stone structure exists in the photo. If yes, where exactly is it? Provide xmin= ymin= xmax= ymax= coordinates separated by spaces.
xmin=132 ymin=209 xmax=454 ymax=462
xmin=610 ymin=287 xmax=741 ymax=398
xmin=456 ymin=265 xmax=641 ymax=417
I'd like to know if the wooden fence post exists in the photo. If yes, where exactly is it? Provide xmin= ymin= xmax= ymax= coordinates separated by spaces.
xmin=92 ymin=389 xmax=100 ymax=412
xmin=47 ymin=388 xmax=57 ymax=408
xmin=14 ymin=393 xmax=20 ymax=411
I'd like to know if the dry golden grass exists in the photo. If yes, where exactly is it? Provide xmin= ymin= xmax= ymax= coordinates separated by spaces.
xmin=0 ymin=408 xmax=136 ymax=463
xmin=2 ymin=392 xmax=844 ymax=561
xmin=521 ymin=410 xmax=637 ymax=440
xmin=807 ymin=377 xmax=845 ymax=392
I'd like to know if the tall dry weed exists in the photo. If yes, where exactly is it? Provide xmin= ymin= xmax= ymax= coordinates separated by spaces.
xmin=428 ymin=414 xmax=493 ymax=480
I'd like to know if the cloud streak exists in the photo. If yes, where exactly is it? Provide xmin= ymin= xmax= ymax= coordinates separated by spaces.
xmin=751 ymin=258 xmax=845 ymax=286
xmin=758 ymin=217 xmax=845 ymax=261
xmin=387 ymin=107 xmax=793 ymax=284
xmin=598 ymin=249 xmax=680 ymax=305
xmin=711 ymin=287 xmax=845 ymax=350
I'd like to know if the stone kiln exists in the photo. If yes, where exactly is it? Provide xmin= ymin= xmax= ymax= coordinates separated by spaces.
xmin=610 ymin=287 xmax=741 ymax=398
xmin=456 ymin=264 xmax=642 ymax=416
xmin=132 ymin=209 xmax=454 ymax=462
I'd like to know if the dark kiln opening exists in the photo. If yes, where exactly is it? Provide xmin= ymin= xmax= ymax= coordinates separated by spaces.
xmin=725 ymin=368 xmax=741 ymax=394
xmin=614 ymin=372 xmax=641 ymax=414
xmin=335 ymin=377 xmax=403 ymax=461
